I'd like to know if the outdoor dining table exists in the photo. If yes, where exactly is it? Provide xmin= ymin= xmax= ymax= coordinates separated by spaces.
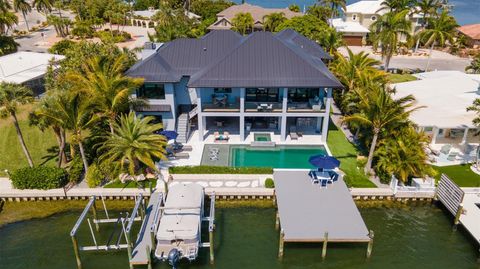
xmin=314 ymin=171 xmax=331 ymax=181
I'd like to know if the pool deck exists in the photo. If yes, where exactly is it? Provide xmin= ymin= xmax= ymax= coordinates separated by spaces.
xmin=159 ymin=130 xmax=331 ymax=168
xmin=274 ymin=169 xmax=370 ymax=243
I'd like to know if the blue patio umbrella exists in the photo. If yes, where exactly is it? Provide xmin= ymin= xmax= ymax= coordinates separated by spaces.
xmin=308 ymin=154 xmax=340 ymax=169
xmin=159 ymin=130 xmax=178 ymax=140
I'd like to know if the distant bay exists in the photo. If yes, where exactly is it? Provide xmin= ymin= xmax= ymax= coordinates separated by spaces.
xmin=234 ymin=0 xmax=480 ymax=25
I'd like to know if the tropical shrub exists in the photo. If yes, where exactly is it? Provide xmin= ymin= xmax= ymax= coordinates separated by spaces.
xmin=264 ymin=178 xmax=275 ymax=188
xmin=86 ymin=163 xmax=103 ymax=187
xmin=11 ymin=166 xmax=68 ymax=190
xmin=169 ymin=166 xmax=273 ymax=174
xmin=48 ymin=39 xmax=76 ymax=54
xmin=0 ymin=36 xmax=19 ymax=56
xmin=95 ymin=30 xmax=132 ymax=43
xmin=72 ymin=20 xmax=95 ymax=38
xmin=68 ymin=156 xmax=84 ymax=182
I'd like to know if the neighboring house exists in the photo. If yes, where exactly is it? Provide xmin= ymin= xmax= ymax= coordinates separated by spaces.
xmin=457 ymin=24 xmax=480 ymax=48
xmin=392 ymin=71 xmax=480 ymax=151
xmin=331 ymin=0 xmax=424 ymax=46
xmin=208 ymin=3 xmax=302 ymax=31
xmin=126 ymin=30 xmax=341 ymax=144
xmin=0 ymin=51 xmax=65 ymax=96
xmin=132 ymin=7 xmax=201 ymax=28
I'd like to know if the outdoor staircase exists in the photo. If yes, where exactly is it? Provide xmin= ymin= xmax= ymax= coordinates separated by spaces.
xmin=176 ymin=113 xmax=189 ymax=143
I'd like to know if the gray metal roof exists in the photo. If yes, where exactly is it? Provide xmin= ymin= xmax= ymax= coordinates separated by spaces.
xmin=127 ymin=30 xmax=343 ymax=89
xmin=276 ymin=29 xmax=333 ymax=60
xmin=274 ymin=169 xmax=370 ymax=242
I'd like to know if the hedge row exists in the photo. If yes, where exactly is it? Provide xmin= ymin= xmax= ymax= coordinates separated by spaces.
xmin=169 ymin=166 xmax=273 ymax=174
xmin=11 ymin=166 xmax=68 ymax=190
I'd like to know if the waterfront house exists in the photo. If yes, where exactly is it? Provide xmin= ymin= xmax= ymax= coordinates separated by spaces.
xmin=457 ymin=24 xmax=480 ymax=48
xmin=0 ymin=51 xmax=65 ymax=96
xmin=126 ymin=30 xmax=342 ymax=144
xmin=331 ymin=0 xmax=425 ymax=46
xmin=207 ymin=3 xmax=302 ymax=31
xmin=131 ymin=7 xmax=200 ymax=28
xmin=392 ymin=71 xmax=480 ymax=164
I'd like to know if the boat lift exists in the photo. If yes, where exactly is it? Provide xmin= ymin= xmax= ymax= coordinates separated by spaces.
xmin=69 ymin=195 xmax=145 ymax=269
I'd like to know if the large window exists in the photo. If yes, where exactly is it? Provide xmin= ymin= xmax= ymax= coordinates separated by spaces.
xmin=288 ymin=88 xmax=318 ymax=102
xmin=214 ymin=88 xmax=232 ymax=94
xmin=137 ymin=83 xmax=165 ymax=99
xmin=246 ymin=88 xmax=279 ymax=102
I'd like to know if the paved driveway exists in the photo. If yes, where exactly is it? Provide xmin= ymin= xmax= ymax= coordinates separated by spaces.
xmin=338 ymin=46 xmax=472 ymax=72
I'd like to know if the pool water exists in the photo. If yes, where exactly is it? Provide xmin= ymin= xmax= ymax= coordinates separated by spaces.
xmin=230 ymin=145 xmax=327 ymax=168
xmin=0 ymin=205 xmax=478 ymax=269
xmin=253 ymin=133 xmax=271 ymax=142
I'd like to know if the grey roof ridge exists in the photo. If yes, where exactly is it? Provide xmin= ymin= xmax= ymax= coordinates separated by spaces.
xmin=273 ymin=33 xmax=343 ymax=88
xmin=126 ymin=46 xmax=180 ymax=82
xmin=187 ymin=32 xmax=251 ymax=87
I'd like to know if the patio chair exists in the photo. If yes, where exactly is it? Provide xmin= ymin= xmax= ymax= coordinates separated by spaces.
xmin=174 ymin=152 xmax=190 ymax=159
xmin=223 ymin=131 xmax=230 ymax=139
xmin=213 ymin=131 xmax=220 ymax=138
xmin=447 ymin=152 xmax=458 ymax=161
xmin=440 ymin=144 xmax=452 ymax=155
xmin=320 ymin=179 xmax=328 ymax=188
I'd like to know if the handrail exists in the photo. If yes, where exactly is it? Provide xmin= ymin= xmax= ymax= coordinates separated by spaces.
xmin=70 ymin=196 xmax=96 ymax=236
xmin=126 ymin=194 xmax=143 ymax=233
xmin=150 ymin=193 xmax=164 ymax=234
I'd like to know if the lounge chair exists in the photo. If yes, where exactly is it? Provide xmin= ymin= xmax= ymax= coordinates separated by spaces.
xmin=447 ymin=152 xmax=458 ymax=161
xmin=174 ymin=152 xmax=190 ymax=159
xmin=290 ymin=126 xmax=298 ymax=140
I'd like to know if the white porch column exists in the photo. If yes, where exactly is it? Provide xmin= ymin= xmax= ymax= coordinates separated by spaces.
xmin=280 ymin=115 xmax=287 ymax=142
xmin=321 ymin=88 xmax=332 ymax=143
xmin=461 ymin=127 xmax=469 ymax=144
xmin=431 ymin=126 xmax=439 ymax=145
xmin=198 ymin=116 xmax=205 ymax=141
xmin=239 ymin=88 xmax=245 ymax=141
xmin=281 ymin=88 xmax=288 ymax=141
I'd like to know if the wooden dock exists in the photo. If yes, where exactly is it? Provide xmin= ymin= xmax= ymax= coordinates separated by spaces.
xmin=130 ymin=192 xmax=163 ymax=266
xmin=273 ymin=169 xmax=372 ymax=259
xmin=436 ymin=174 xmax=480 ymax=245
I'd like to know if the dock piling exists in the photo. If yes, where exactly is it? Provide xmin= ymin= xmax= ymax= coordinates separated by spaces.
xmin=278 ymin=229 xmax=284 ymax=259
xmin=366 ymin=230 xmax=374 ymax=259
xmin=146 ymin=245 xmax=153 ymax=269
xmin=322 ymin=232 xmax=328 ymax=260
xmin=71 ymin=235 xmax=82 ymax=269
xmin=209 ymin=229 xmax=214 ymax=264
xmin=91 ymin=199 xmax=99 ymax=232
xmin=453 ymin=203 xmax=464 ymax=227
xmin=275 ymin=211 xmax=280 ymax=230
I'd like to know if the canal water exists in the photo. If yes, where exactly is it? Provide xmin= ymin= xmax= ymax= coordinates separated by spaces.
xmin=0 ymin=205 xmax=478 ymax=269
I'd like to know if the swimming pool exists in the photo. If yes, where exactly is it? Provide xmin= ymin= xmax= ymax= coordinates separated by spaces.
xmin=229 ymin=145 xmax=328 ymax=168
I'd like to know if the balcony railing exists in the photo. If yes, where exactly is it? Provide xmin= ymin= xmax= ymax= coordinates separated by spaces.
xmin=287 ymin=101 xmax=325 ymax=113
xmin=202 ymin=102 xmax=240 ymax=112
xmin=244 ymin=102 xmax=282 ymax=113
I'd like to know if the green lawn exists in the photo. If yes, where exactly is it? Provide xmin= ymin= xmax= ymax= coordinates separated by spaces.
xmin=0 ymin=104 xmax=57 ymax=176
xmin=387 ymin=73 xmax=417 ymax=83
xmin=327 ymin=122 xmax=376 ymax=188
xmin=432 ymin=164 xmax=480 ymax=187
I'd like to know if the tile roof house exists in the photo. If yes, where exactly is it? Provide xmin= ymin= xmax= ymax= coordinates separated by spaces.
xmin=127 ymin=30 xmax=342 ymax=144
xmin=208 ymin=3 xmax=302 ymax=31
xmin=457 ymin=24 xmax=480 ymax=48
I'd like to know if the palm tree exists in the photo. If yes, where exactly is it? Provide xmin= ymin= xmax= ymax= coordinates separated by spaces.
xmin=37 ymin=92 xmax=96 ymax=173
xmin=465 ymin=54 xmax=480 ymax=74
xmin=343 ymin=85 xmax=420 ymax=174
xmin=98 ymin=112 xmax=167 ymax=176
xmin=32 ymin=91 xmax=68 ymax=167
xmin=323 ymin=28 xmax=344 ymax=55
xmin=376 ymin=126 xmax=435 ymax=182
xmin=378 ymin=0 xmax=414 ymax=12
xmin=33 ymin=0 xmax=52 ymax=14
xmin=319 ymin=0 xmax=346 ymax=23
xmin=0 ymin=83 xmax=34 ymax=167
xmin=414 ymin=0 xmax=441 ymax=51
xmin=13 ymin=0 xmax=32 ymax=31
xmin=330 ymin=48 xmax=383 ymax=92
xmin=231 ymin=12 xmax=254 ymax=35
xmin=306 ymin=4 xmax=331 ymax=22
xmin=0 ymin=0 xmax=12 ymax=12
xmin=65 ymin=55 xmax=144 ymax=134
xmin=262 ymin=12 xmax=286 ymax=32
xmin=0 ymin=10 xmax=18 ymax=35
xmin=420 ymin=11 xmax=457 ymax=71
xmin=370 ymin=10 xmax=412 ymax=70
